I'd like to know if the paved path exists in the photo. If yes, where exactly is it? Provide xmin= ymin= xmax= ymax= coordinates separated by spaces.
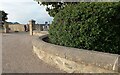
xmin=2 ymin=32 xmax=64 ymax=73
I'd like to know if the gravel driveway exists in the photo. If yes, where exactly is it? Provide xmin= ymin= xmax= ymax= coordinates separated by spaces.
xmin=2 ymin=32 xmax=64 ymax=73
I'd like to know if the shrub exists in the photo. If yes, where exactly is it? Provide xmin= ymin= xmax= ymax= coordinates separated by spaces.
xmin=49 ymin=2 xmax=120 ymax=54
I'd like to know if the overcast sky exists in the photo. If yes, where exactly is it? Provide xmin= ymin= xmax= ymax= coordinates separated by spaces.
xmin=0 ymin=0 xmax=53 ymax=24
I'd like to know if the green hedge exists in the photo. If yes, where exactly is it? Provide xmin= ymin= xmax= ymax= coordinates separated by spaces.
xmin=49 ymin=2 xmax=120 ymax=54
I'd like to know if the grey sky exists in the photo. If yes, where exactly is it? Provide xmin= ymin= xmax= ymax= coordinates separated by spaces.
xmin=0 ymin=0 xmax=53 ymax=24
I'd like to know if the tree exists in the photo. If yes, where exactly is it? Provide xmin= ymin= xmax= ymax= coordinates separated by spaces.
xmin=13 ymin=22 xmax=19 ymax=24
xmin=40 ymin=2 xmax=66 ymax=17
xmin=0 ymin=10 xmax=8 ymax=25
xmin=35 ymin=0 xmax=77 ymax=17
xmin=35 ymin=0 xmax=120 ymax=17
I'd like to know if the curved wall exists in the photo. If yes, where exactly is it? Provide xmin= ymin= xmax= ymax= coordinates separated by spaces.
xmin=32 ymin=33 xmax=119 ymax=73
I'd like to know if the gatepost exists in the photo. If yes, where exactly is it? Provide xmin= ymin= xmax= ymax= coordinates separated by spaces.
xmin=4 ymin=21 xmax=9 ymax=33
xmin=29 ymin=19 xmax=35 ymax=35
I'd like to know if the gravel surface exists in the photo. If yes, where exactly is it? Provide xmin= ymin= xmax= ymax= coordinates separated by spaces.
xmin=2 ymin=32 xmax=64 ymax=73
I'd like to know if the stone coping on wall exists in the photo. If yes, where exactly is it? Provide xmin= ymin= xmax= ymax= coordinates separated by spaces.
xmin=32 ymin=34 xmax=120 ymax=73
xmin=33 ymin=30 xmax=48 ymax=36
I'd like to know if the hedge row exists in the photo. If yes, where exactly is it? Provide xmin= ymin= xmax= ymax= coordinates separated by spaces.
xmin=49 ymin=2 xmax=120 ymax=54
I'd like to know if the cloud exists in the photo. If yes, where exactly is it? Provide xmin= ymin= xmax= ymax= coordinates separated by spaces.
xmin=0 ymin=0 xmax=53 ymax=24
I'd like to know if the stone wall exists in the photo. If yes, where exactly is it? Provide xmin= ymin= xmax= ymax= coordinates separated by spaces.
xmin=9 ymin=24 xmax=25 ymax=32
xmin=0 ymin=29 xmax=3 ymax=33
xmin=35 ymin=24 xmax=50 ymax=31
xmin=32 ymin=34 xmax=120 ymax=73
xmin=33 ymin=30 xmax=48 ymax=36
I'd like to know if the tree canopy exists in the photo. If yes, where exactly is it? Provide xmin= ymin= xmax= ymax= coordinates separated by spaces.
xmin=35 ymin=0 xmax=78 ymax=17
xmin=35 ymin=0 xmax=120 ymax=17
xmin=0 ymin=10 xmax=8 ymax=24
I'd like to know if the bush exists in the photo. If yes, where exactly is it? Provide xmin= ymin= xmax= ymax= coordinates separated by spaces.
xmin=49 ymin=2 xmax=120 ymax=54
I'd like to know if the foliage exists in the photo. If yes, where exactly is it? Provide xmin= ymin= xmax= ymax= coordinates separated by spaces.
xmin=0 ymin=10 xmax=8 ymax=25
xmin=35 ymin=0 xmax=78 ymax=17
xmin=49 ymin=2 xmax=120 ymax=54
xmin=13 ymin=22 xmax=19 ymax=24
xmin=1 ymin=11 xmax=8 ymax=22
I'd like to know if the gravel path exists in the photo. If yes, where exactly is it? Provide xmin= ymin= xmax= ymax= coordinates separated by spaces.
xmin=2 ymin=32 xmax=64 ymax=73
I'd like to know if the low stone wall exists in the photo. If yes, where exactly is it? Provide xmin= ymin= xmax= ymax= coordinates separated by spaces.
xmin=32 ymin=34 xmax=119 ymax=73
xmin=33 ymin=30 xmax=48 ymax=36
xmin=9 ymin=24 xmax=25 ymax=32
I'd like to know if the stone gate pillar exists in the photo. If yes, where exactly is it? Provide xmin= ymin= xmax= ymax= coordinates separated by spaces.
xmin=4 ymin=21 xmax=9 ymax=33
xmin=29 ymin=19 xmax=35 ymax=35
